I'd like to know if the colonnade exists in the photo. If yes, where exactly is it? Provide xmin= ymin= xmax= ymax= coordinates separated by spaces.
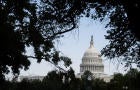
xmin=80 ymin=65 xmax=104 ymax=73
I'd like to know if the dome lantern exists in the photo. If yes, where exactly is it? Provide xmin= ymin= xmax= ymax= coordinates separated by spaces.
xmin=90 ymin=35 xmax=94 ymax=48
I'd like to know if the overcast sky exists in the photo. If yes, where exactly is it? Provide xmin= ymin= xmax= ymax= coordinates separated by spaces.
xmin=17 ymin=17 xmax=127 ymax=77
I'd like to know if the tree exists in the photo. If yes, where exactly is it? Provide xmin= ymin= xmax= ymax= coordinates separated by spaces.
xmin=81 ymin=71 xmax=93 ymax=90
xmin=1 ymin=0 xmax=140 ymax=82
xmin=39 ymin=0 xmax=140 ymax=67
xmin=108 ymin=69 xmax=140 ymax=90
xmin=109 ymin=73 xmax=124 ymax=90
xmin=99 ymin=0 xmax=140 ymax=67
xmin=124 ymin=68 xmax=139 ymax=90
xmin=58 ymin=0 xmax=140 ymax=67
xmin=92 ymin=78 xmax=107 ymax=90
xmin=42 ymin=70 xmax=64 ymax=90
xmin=0 ymin=0 xmax=36 ymax=82
xmin=84 ymin=0 xmax=140 ymax=67
xmin=0 ymin=0 xmax=74 ymax=81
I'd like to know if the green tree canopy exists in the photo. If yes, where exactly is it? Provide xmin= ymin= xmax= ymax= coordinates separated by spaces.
xmin=73 ymin=0 xmax=140 ymax=67
xmin=39 ymin=0 xmax=140 ymax=67
xmin=0 ymin=0 xmax=75 ymax=81
xmin=86 ymin=0 xmax=140 ymax=67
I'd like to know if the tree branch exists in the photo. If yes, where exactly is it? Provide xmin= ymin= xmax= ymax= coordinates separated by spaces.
xmin=51 ymin=21 xmax=76 ymax=38
xmin=27 ymin=55 xmax=66 ymax=72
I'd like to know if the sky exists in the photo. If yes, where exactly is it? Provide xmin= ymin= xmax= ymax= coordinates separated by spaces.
xmin=17 ymin=17 xmax=127 ymax=77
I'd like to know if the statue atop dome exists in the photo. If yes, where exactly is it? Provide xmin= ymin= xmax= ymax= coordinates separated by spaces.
xmin=90 ymin=35 xmax=94 ymax=48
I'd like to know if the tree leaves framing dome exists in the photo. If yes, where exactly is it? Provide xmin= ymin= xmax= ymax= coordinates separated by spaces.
xmin=0 ymin=0 xmax=140 ymax=82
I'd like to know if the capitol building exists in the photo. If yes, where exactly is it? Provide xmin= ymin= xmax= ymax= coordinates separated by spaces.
xmin=77 ymin=36 xmax=112 ymax=82
xmin=19 ymin=36 xmax=112 ymax=82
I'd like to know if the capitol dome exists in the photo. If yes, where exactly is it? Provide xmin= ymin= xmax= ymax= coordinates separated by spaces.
xmin=80 ymin=36 xmax=104 ymax=74
xmin=83 ymin=45 xmax=100 ymax=58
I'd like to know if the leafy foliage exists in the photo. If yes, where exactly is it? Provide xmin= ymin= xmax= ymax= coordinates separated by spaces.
xmin=40 ymin=0 xmax=140 ymax=68
xmin=1 ymin=0 xmax=140 ymax=83
xmin=108 ymin=68 xmax=140 ymax=90
xmin=1 ymin=68 xmax=140 ymax=90
xmin=85 ymin=0 xmax=140 ymax=67
xmin=76 ymin=0 xmax=140 ymax=67
xmin=0 ymin=0 xmax=76 ymax=81
xmin=0 ymin=0 xmax=36 ymax=82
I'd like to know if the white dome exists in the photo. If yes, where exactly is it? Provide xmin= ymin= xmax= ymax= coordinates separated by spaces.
xmin=83 ymin=46 xmax=100 ymax=58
